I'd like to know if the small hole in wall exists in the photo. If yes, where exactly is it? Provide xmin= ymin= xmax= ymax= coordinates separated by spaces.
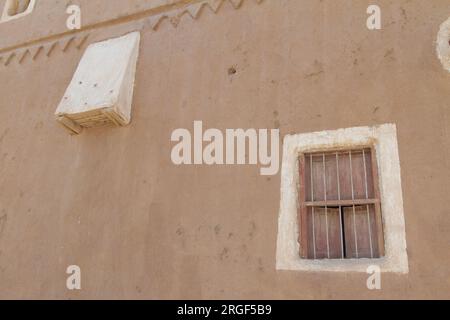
xmin=7 ymin=0 xmax=31 ymax=16
xmin=228 ymin=67 xmax=237 ymax=75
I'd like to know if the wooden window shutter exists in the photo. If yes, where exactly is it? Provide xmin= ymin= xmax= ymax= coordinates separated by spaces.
xmin=299 ymin=148 xmax=384 ymax=259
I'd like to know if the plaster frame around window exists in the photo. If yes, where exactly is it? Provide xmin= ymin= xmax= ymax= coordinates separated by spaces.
xmin=0 ymin=0 xmax=36 ymax=23
xmin=437 ymin=16 xmax=450 ymax=72
xmin=276 ymin=124 xmax=408 ymax=273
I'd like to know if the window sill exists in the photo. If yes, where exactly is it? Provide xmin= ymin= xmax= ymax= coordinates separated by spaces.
xmin=276 ymin=257 xmax=396 ymax=273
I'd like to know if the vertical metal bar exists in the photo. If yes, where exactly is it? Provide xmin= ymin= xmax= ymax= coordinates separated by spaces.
xmin=349 ymin=151 xmax=359 ymax=258
xmin=363 ymin=149 xmax=374 ymax=258
xmin=323 ymin=154 xmax=330 ymax=259
xmin=363 ymin=150 xmax=369 ymax=198
xmin=310 ymin=154 xmax=316 ymax=259
xmin=336 ymin=153 xmax=344 ymax=259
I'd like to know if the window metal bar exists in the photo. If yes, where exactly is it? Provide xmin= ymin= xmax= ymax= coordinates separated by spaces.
xmin=336 ymin=153 xmax=341 ymax=201
xmin=349 ymin=151 xmax=359 ymax=258
xmin=305 ymin=199 xmax=379 ymax=207
xmin=336 ymin=153 xmax=344 ymax=259
xmin=363 ymin=150 xmax=369 ymax=198
xmin=310 ymin=154 xmax=316 ymax=259
xmin=323 ymin=154 xmax=330 ymax=259
xmin=363 ymin=149 xmax=374 ymax=258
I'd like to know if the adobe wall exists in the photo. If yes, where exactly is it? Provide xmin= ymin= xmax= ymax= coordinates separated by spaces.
xmin=0 ymin=0 xmax=449 ymax=299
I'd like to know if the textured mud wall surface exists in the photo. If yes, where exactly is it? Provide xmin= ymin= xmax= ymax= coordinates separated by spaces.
xmin=0 ymin=0 xmax=449 ymax=299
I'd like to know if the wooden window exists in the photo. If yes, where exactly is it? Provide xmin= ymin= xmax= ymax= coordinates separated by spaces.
xmin=298 ymin=148 xmax=385 ymax=259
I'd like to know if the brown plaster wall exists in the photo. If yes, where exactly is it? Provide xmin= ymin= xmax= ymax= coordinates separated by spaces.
xmin=0 ymin=0 xmax=449 ymax=299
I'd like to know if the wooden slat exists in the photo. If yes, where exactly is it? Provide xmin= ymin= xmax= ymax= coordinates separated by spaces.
xmin=367 ymin=204 xmax=380 ymax=258
xmin=56 ymin=116 xmax=83 ymax=135
xmin=304 ymin=155 xmax=312 ymax=201
xmin=298 ymin=154 xmax=309 ymax=258
xmin=327 ymin=207 xmax=344 ymax=259
xmin=102 ymin=109 xmax=121 ymax=126
xmin=337 ymin=152 xmax=353 ymax=200
xmin=371 ymin=146 xmax=385 ymax=257
xmin=309 ymin=207 xmax=342 ymax=259
xmin=325 ymin=154 xmax=339 ymax=201
xmin=343 ymin=205 xmax=379 ymax=258
xmin=310 ymin=156 xmax=326 ymax=201
xmin=66 ymin=109 xmax=103 ymax=120
xmin=60 ymin=107 xmax=128 ymax=129
xmin=351 ymin=151 xmax=368 ymax=199
xmin=363 ymin=150 xmax=375 ymax=198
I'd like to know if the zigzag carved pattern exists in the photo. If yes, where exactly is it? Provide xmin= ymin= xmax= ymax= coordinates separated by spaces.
xmin=0 ymin=33 xmax=89 ymax=67
xmin=0 ymin=0 xmax=264 ymax=67
xmin=146 ymin=0 xmax=264 ymax=30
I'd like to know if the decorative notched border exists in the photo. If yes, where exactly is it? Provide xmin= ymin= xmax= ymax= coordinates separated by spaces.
xmin=145 ymin=0 xmax=264 ymax=30
xmin=0 ymin=0 xmax=265 ymax=67
xmin=0 ymin=33 xmax=90 ymax=67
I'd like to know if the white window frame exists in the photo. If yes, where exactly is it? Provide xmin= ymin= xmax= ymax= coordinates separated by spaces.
xmin=437 ymin=17 xmax=450 ymax=72
xmin=1 ymin=0 xmax=36 ymax=23
xmin=276 ymin=124 xmax=408 ymax=273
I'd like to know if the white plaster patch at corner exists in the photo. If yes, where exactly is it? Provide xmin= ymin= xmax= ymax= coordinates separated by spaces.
xmin=437 ymin=17 xmax=450 ymax=72
xmin=276 ymin=124 xmax=409 ymax=273
xmin=0 ymin=0 xmax=36 ymax=23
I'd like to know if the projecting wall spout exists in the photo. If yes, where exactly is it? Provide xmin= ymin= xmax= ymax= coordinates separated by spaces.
xmin=54 ymin=32 xmax=141 ymax=135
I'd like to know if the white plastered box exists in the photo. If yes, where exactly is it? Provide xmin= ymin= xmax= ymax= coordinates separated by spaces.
xmin=55 ymin=32 xmax=141 ymax=135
